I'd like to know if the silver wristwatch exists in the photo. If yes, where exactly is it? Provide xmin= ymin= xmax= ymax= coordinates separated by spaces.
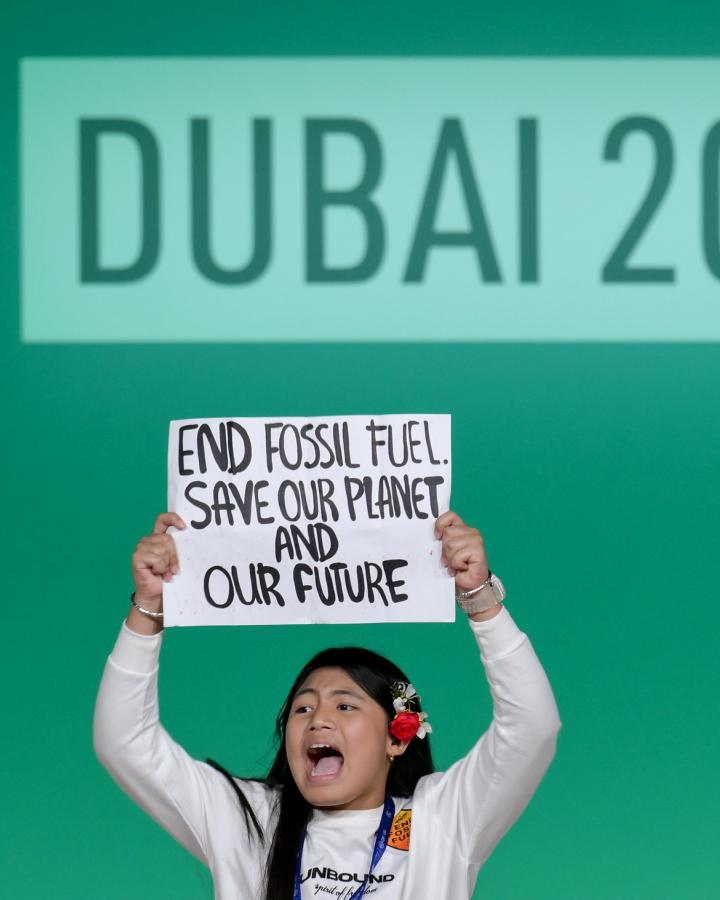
xmin=455 ymin=572 xmax=506 ymax=615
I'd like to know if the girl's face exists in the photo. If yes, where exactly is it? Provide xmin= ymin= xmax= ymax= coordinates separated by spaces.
xmin=285 ymin=666 xmax=403 ymax=810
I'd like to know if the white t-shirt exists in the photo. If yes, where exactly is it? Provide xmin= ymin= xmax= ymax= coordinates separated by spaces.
xmin=94 ymin=607 xmax=560 ymax=899
xmin=300 ymin=802 xmax=410 ymax=899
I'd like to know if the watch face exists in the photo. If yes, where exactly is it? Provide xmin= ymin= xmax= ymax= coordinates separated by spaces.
xmin=459 ymin=587 xmax=501 ymax=614
xmin=490 ymin=575 xmax=506 ymax=602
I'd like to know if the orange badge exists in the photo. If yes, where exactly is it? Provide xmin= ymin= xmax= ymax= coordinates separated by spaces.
xmin=388 ymin=809 xmax=412 ymax=851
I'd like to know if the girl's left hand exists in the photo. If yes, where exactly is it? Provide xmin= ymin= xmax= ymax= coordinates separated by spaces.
xmin=434 ymin=510 xmax=490 ymax=594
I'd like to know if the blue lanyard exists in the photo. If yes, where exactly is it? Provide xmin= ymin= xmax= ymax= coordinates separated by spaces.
xmin=294 ymin=795 xmax=395 ymax=900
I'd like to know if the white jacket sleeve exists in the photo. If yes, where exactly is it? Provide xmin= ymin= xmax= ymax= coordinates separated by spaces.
xmin=93 ymin=622 xmax=267 ymax=864
xmin=419 ymin=606 xmax=561 ymax=865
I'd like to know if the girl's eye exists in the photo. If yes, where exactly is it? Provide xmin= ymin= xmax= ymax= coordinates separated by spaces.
xmin=293 ymin=705 xmax=312 ymax=715
xmin=338 ymin=703 xmax=356 ymax=711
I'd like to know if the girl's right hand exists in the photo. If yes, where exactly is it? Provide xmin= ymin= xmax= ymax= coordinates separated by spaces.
xmin=131 ymin=512 xmax=186 ymax=606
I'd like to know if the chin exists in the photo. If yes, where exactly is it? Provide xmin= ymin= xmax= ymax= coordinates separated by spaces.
xmin=296 ymin=774 xmax=350 ymax=808
xmin=307 ymin=792 xmax=351 ymax=810
xmin=290 ymin=772 xmax=351 ymax=809
xmin=299 ymin=779 xmax=385 ymax=811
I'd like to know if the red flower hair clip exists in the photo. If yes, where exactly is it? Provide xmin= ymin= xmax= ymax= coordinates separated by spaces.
xmin=389 ymin=682 xmax=432 ymax=741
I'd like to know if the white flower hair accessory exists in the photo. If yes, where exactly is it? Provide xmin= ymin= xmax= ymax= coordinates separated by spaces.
xmin=389 ymin=681 xmax=433 ymax=741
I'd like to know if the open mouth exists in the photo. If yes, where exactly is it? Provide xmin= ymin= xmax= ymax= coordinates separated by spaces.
xmin=307 ymin=744 xmax=344 ymax=779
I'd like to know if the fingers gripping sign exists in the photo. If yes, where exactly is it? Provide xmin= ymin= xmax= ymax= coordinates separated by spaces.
xmin=434 ymin=511 xmax=490 ymax=594
xmin=132 ymin=513 xmax=187 ymax=606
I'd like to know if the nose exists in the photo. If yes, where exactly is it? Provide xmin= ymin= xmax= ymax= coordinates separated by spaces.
xmin=308 ymin=702 xmax=336 ymax=731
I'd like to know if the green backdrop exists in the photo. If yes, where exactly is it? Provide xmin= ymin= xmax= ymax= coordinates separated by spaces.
xmin=3 ymin=2 xmax=719 ymax=898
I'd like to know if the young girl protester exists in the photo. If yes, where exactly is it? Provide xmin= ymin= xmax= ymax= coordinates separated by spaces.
xmin=94 ymin=510 xmax=560 ymax=900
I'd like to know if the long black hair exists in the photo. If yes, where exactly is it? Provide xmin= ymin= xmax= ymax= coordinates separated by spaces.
xmin=208 ymin=645 xmax=434 ymax=900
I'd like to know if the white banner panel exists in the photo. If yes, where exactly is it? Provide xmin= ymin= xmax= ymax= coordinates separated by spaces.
xmin=163 ymin=414 xmax=453 ymax=625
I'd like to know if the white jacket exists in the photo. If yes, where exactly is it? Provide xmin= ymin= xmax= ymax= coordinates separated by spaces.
xmin=94 ymin=607 xmax=560 ymax=899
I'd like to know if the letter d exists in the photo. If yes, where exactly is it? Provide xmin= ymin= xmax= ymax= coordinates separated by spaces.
xmin=79 ymin=118 xmax=160 ymax=282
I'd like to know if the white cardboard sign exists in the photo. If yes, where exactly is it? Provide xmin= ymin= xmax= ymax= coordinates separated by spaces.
xmin=163 ymin=414 xmax=453 ymax=626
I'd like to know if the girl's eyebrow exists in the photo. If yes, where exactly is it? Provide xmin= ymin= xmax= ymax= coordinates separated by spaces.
xmin=292 ymin=687 xmax=366 ymax=701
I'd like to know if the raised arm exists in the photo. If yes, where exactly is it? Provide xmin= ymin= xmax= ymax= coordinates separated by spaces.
xmin=93 ymin=513 xmax=270 ymax=864
xmin=419 ymin=513 xmax=561 ymax=865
